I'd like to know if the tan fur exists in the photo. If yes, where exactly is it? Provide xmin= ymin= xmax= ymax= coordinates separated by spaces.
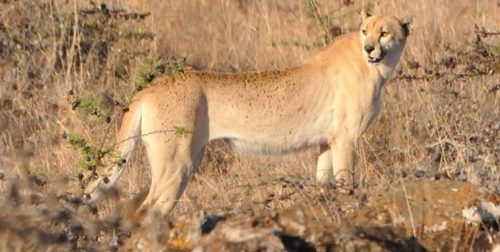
xmin=85 ymin=12 xmax=413 ymax=218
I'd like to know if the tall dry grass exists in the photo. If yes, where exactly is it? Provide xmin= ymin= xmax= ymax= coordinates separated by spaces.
xmin=0 ymin=0 xmax=498 ymax=249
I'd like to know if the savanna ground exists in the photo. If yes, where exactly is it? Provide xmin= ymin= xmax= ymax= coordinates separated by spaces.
xmin=0 ymin=0 xmax=499 ymax=251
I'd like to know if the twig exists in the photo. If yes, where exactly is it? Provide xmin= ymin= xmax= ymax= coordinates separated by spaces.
xmin=401 ymin=182 xmax=416 ymax=237
xmin=424 ymin=138 xmax=455 ymax=149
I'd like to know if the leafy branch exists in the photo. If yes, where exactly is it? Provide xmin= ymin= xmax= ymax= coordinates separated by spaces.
xmin=65 ymin=56 xmax=191 ymax=188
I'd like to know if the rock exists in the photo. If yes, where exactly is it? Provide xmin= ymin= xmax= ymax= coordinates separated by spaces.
xmin=123 ymin=180 xmax=499 ymax=251
xmin=354 ymin=180 xmax=499 ymax=251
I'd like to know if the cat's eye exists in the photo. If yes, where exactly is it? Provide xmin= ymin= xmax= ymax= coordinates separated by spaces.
xmin=362 ymin=30 xmax=367 ymax=35
xmin=381 ymin=31 xmax=389 ymax=37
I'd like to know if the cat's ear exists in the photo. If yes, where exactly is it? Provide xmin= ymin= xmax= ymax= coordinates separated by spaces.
xmin=361 ymin=9 xmax=372 ymax=20
xmin=401 ymin=16 xmax=414 ymax=36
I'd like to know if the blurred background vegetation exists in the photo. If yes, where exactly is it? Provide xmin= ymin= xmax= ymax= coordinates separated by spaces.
xmin=0 ymin=0 xmax=498 ymax=250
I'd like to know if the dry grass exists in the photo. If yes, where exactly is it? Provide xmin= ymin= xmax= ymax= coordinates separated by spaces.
xmin=0 ymin=0 xmax=498 ymax=250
